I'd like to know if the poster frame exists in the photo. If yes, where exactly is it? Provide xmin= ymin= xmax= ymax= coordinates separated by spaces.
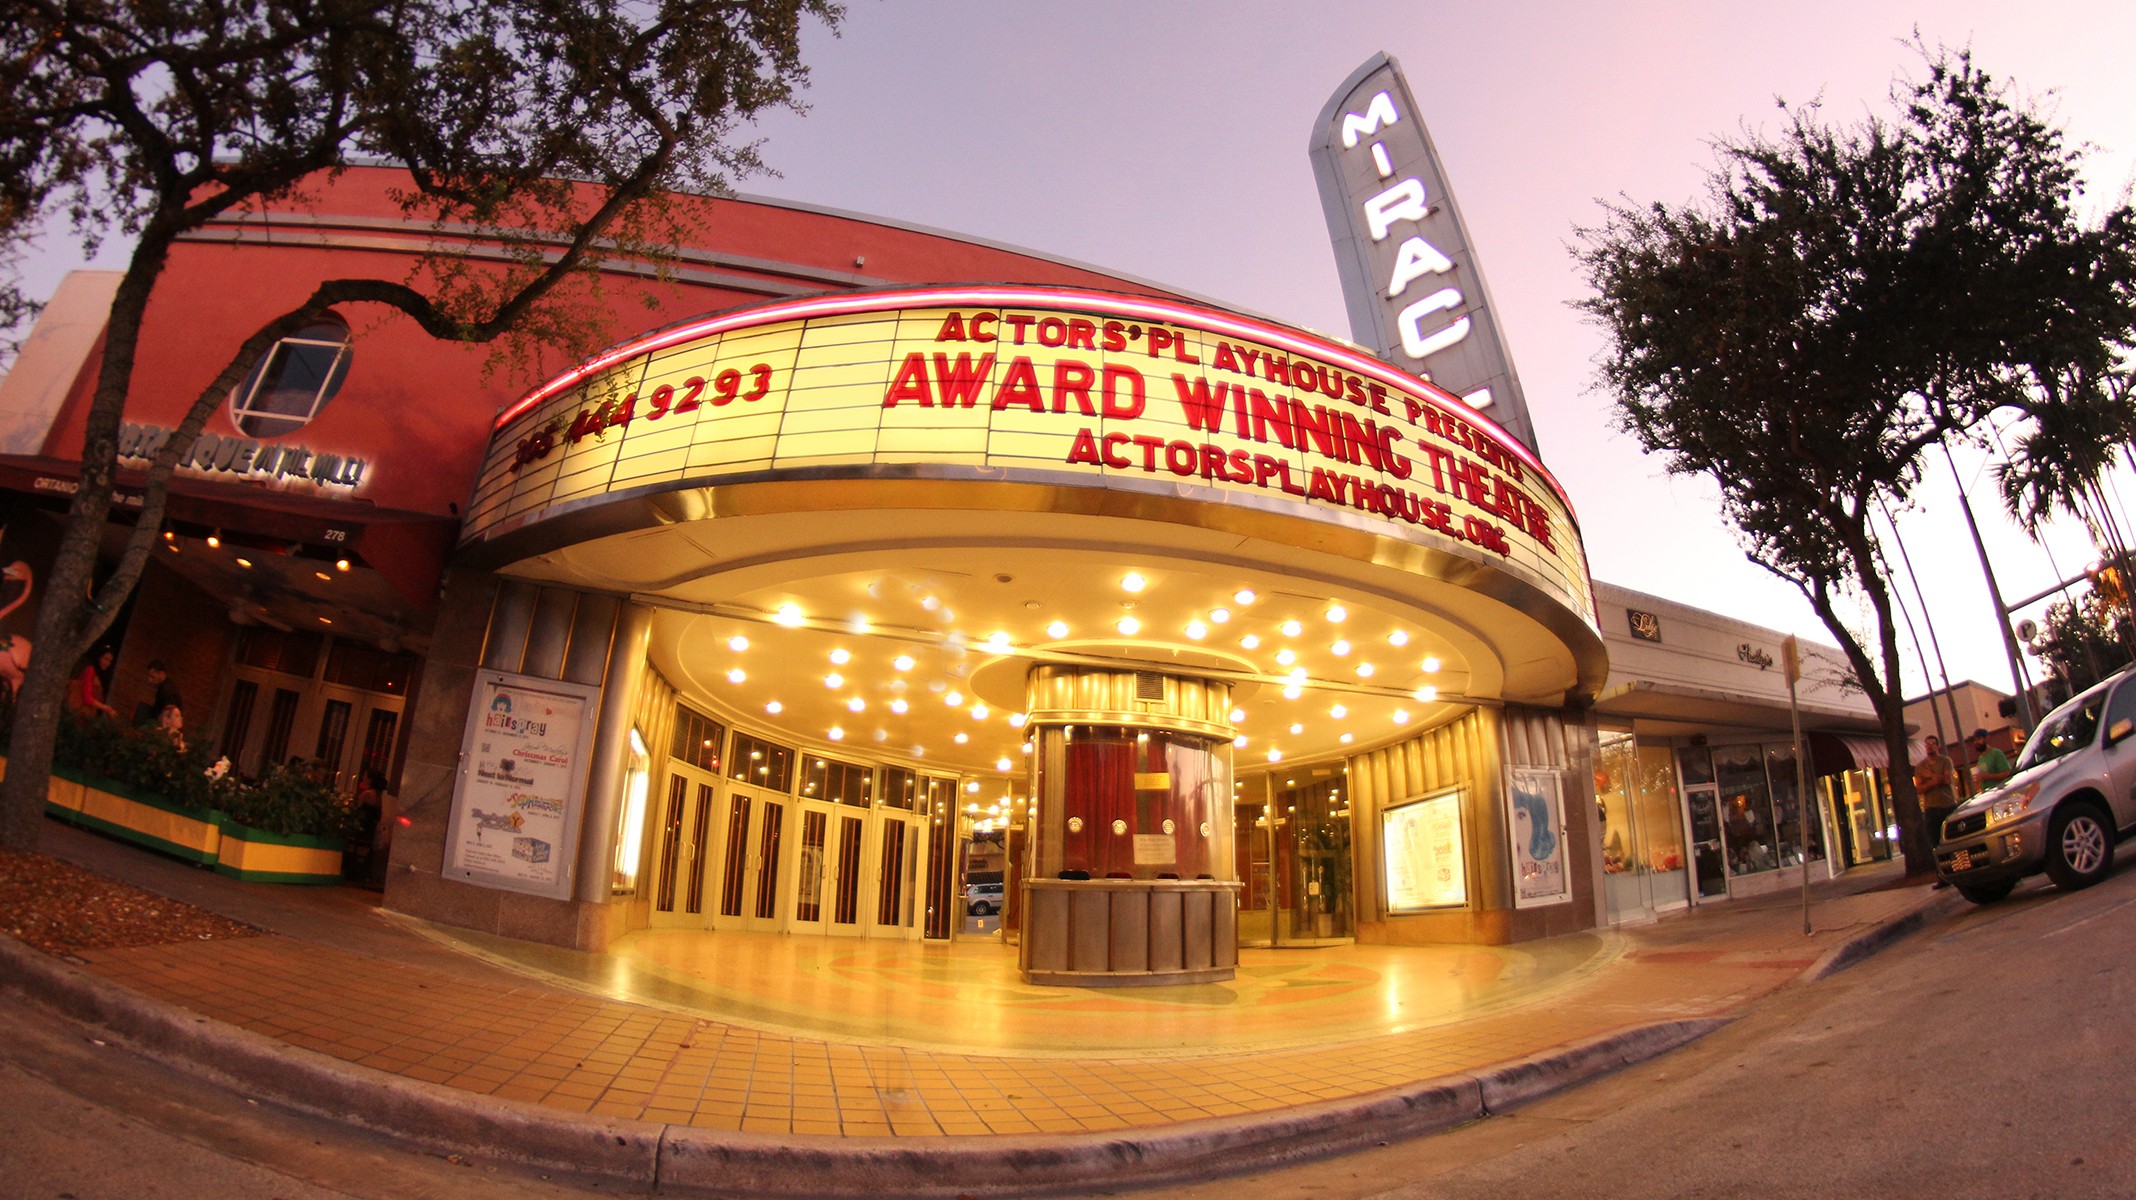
xmin=1380 ymin=785 xmax=1470 ymax=914
xmin=1506 ymin=766 xmax=1573 ymax=909
xmin=444 ymin=671 xmax=603 ymax=901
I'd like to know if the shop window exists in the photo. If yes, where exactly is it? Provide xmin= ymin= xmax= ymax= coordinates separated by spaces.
xmin=728 ymin=731 xmax=793 ymax=791
xmin=670 ymin=704 xmax=725 ymax=773
xmin=1768 ymin=745 xmax=1823 ymax=865
xmin=230 ymin=318 xmax=352 ymax=438
xmin=610 ymin=728 xmax=651 ymax=894
xmin=1597 ymin=733 xmax=1690 ymax=919
xmin=1714 ymin=744 xmax=1779 ymax=875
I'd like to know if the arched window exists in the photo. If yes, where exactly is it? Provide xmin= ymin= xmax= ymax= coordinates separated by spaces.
xmin=229 ymin=317 xmax=352 ymax=438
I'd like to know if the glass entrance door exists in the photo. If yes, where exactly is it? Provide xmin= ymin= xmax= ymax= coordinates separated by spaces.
xmin=712 ymin=788 xmax=786 ymax=931
xmin=1232 ymin=772 xmax=1353 ymax=946
xmin=790 ymin=804 xmax=867 ymax=936
xmin=650 ymin=765 xmax=719 ymax=927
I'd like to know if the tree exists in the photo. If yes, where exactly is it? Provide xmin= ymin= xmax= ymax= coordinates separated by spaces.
xmin=2032 ymin=574 xmax=2136 ymax=708
xmin=0 ymin=0 xmax=843 ymax=850
xmin=1574 ymin=46 xmax=2136 ymax=874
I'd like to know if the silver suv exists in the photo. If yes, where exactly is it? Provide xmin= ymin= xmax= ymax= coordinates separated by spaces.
xmin=1937 ymin=665 xmax=2136 ymax=904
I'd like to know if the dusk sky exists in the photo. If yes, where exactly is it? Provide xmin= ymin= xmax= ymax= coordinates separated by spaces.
xmin=21 ymin=1 xmax=2136 ymax=701
xmin=721 ymin=0 xmax=2136 ymax=702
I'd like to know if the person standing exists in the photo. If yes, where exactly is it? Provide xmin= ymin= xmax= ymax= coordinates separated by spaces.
xmin=1914 ymin=734 xmax=1959 ymax=845
xmin=1969 ymin=728 xmax=2014 ymax=793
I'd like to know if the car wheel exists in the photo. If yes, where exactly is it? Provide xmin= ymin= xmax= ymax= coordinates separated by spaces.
xmin=2044 ymin=803 xmax=2116 ymax=891
xmin=972 ymin=901 xmax=994 ymax=916
xmin=1956 ymin=879 xmax=2015 ymax=905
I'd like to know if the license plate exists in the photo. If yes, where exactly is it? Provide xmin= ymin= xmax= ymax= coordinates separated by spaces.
xmin=1949 ymin=849 xmax=1973 ymax=872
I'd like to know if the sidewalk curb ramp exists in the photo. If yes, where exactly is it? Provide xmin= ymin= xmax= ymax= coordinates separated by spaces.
xmin=0 ymin=933 xmax=1730 ymax=1196
xmin=1806 ymin=890 xmax=1960 ymax=982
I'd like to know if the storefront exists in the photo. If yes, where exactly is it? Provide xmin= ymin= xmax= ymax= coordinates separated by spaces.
xmin=1590 ymin=582 xmax=1894 ymax=924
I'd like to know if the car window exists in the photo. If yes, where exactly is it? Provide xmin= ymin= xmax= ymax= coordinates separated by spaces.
xmin=2105 ymin=679 xmax=2136 ymax=746
xmin=2020 ymin=692 xmax=2107 ymax=770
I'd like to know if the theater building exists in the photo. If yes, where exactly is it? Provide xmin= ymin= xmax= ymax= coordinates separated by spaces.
xmin=2 ymin=165 xmax=1619 ymax=983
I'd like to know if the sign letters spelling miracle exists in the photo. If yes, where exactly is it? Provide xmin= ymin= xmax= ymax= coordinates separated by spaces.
xmin=470 ymin=288 xmax=1588 ymax=620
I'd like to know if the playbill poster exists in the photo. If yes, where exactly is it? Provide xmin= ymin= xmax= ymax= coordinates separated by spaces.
xmin=1508 ymin=767 xmax=1571 ymax=908
xmin=446 ymin=674 xmax=600 ymax=900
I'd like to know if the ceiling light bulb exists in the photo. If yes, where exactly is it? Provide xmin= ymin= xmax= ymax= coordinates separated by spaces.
xmin=996 ymin=758 xmax=1013 ymax=771
xmin=774 ymin=603 xmax=805 ymax=627
xmin=890 ymin=698 xmax=909 ymax=714
xmin=886 ymin=655 xmax=910 ymax=672
xmin=765 ymin=701 xmax=782 ymax=714
xmin=727 ymin=668 xmax=746 ymax=684
xmin=848 ymin=697 xmax=866 ymax=712
xmin=1118 ymin=617 xmax=1140 ymax=635
xmin=1275 ymin=648 xmax=1297 ymax=666
xmin=1283 ymin=685 xmax=1303 ymax=700
xmin=1331 ymin=640 xmax=1351 ymax=656
xmin=1289 ymin=723 xmax=1304 ymax=735
xmin=1389 ymin=630 xmax=1409 ymax=646
xmin=1241 ymin=634 xmax=1261 ymax=649
xmin=1356 ymin=663 xmax=1375 ymax=677
xmin=335 ymin=558 xmax=351 ymax=572
xmin=1009 ymin=713 xmax=1027 ymax=727
xmin=1415 ymin=686 xmax=1439 ymax=702
xmin=825 ymin=673 xmax=843 ymax=688
xmin=1288 ymin=667 xmax=1307 ymax=683
xmin=1121 ymin=572 xmax=1146 ymax=593
xmin=1280 ymin=619 xmax=1303 ymax=637
xmin=1327 ymin=605 xmax=1347 ymax=622
xmin=987 ymin=631 xmax=1011 ymax=650
xmin=1330 ymin=704 xmax=1348 ymax=719
xmin=1340 ymin=733 xmax=1354 ymax=744
xmin=1267 ymin=749 xmax=1283 ymax=762
xmin=1229 ymin=708 xmax=1246 ymax=722
xmin=945 ymin=691 xmax=963 ymax=706
xmin=830 ymin=727 xmax=848 ymax=740
xmin=955 ymin=732 xmax=969 ymax=744
xmin=206 ymin=534 xmax=221 ymax=548
xmin=1234 ymin=735 xmax=1249 ymax=747
xmin=236 ymin=557 xmax=253 ymax=568
xmin=1046 ymin=621 xmax=1069 ymax=638
xmin=1210 ymin=608 xmax=1230 ymax=624
xmin=971 ymin=704 xmax=989 ymax=719
xmin=1422 ymin=656 xmax=1442 ymax=673
xmin=1185 ymin=621 xmax=1208 ymax=639
xmin=829 ymin=648 xmax=851 ymax=664
xmin=728 ymin=635 xmax=749 ymax=652
xmin=1234 ymin=589 xmax=1256 ymax=605
xmin=1392 ymin=710 xmax=1410 ymax=724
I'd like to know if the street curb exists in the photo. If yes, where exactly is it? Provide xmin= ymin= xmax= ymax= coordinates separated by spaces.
xmin=1805 ymin=890 xmax=1961 ymax=982
xmin=0 ymin=934 xmax=1732 ymax=1196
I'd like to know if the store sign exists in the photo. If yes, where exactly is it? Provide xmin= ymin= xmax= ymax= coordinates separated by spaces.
xmin=1627 ymin=609 xmax=1662 ymax=643
xmin=470 ymin=287 xmax=1592 ymax=625
xmin=444 ymin=673 xmax=601 ymax=901
xmin=1507 ymin=767 xmax=1571 ymax=908
xmin=117 ymin=422 xmax=370 ymax=490
xmin=1383 ymin=788 xmax=1467 ymax=911
xmin=1309 ymin=53 xmax=1541 ymax=453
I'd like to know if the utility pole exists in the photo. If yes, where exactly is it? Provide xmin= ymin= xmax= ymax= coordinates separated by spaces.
xmin=1943 ymin=444 xmax=2038 ymax=730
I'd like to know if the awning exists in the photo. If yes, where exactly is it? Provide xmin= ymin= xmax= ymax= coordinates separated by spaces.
xmin=1808 ymin=731 xmax=1925 ymax=775
xmin=0 ymin=453 xmax=457 ymax=611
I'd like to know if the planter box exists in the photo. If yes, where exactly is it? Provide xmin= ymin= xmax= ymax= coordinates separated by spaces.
xmin=213 ymin=820 xmax=345 ymax=885
xmin=19 ymin=755 xmax=343 ymax=884
xmin=56 ymin=766 xmax=226 ymax=867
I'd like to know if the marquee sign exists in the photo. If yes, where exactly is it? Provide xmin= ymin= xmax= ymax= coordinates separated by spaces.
xmin=1310 ymin=53 xmax=1541 ymax=454
xmin=467 ymin=286 xmax=1591 ymax=625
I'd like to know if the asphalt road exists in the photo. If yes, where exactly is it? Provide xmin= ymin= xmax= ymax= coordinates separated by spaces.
xmin=5 ymin=870 xmax=2134 ymax=1199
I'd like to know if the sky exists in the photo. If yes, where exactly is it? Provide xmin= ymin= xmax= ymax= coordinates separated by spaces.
xmin=20 ymin=0 xmax=2136 ymax=701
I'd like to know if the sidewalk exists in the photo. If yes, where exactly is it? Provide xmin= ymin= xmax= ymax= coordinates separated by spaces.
xmin=2 ymin=823 xmax=1955 ymax=1197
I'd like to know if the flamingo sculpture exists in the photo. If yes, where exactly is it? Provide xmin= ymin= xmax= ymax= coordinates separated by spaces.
xmin=0 ymin=562 xmax=32 ymax=698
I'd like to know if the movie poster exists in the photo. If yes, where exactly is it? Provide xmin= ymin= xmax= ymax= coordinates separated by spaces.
xmin=1507 ymin=767 xmax=1571 ymax=908
xmin=445 ymin=674 xmax=600 ymax=901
